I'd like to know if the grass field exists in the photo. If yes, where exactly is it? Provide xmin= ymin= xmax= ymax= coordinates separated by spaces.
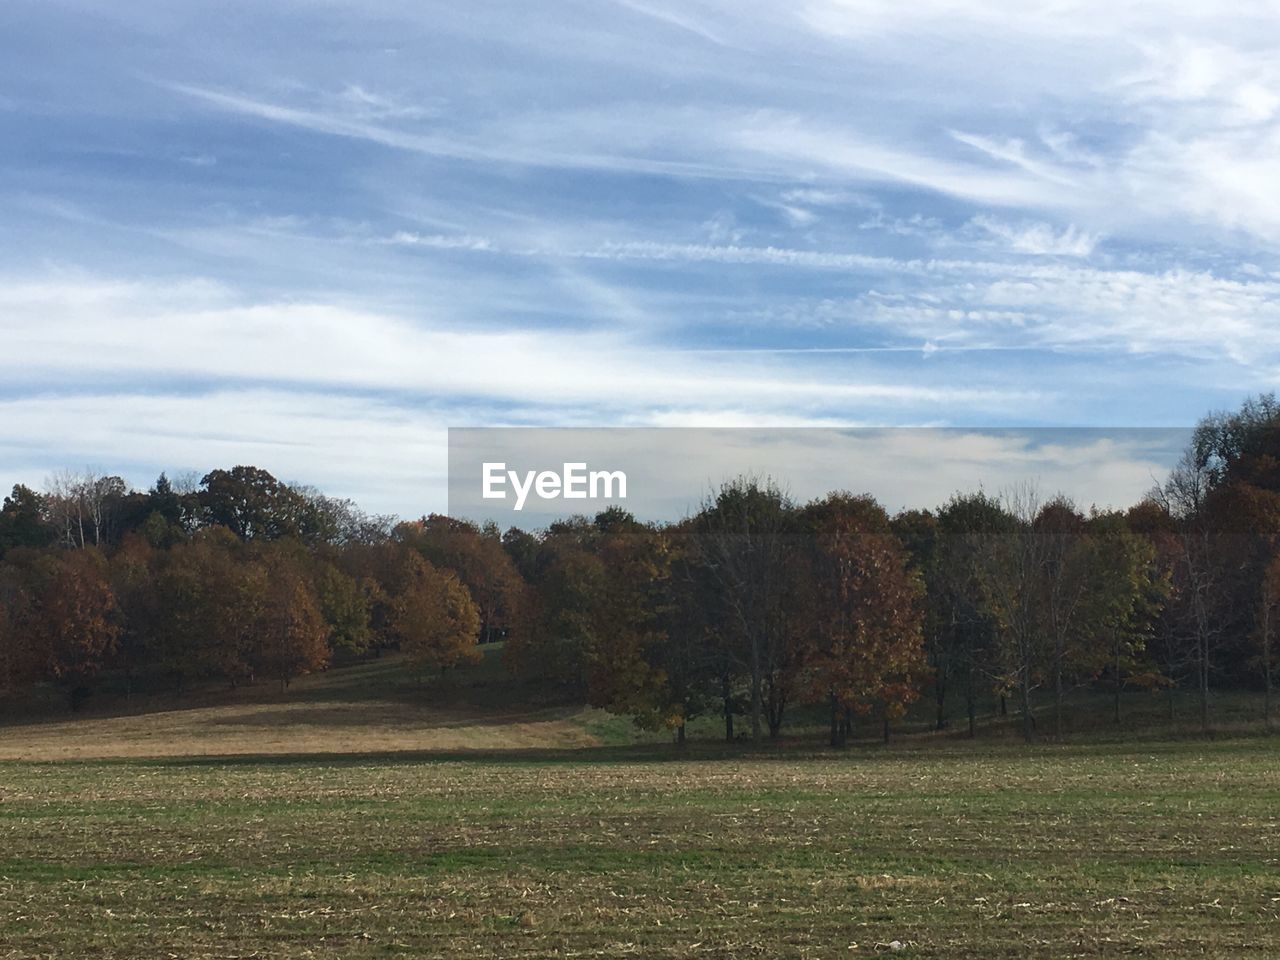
xmin=2 ymin=655 xmax=1278 ymax=958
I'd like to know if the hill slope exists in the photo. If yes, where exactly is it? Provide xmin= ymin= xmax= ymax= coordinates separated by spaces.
xmin=0 ymin=648 xmax=609 ymax=760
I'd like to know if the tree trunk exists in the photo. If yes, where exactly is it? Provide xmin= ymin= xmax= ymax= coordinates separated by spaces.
xmin=1200 ymin=633 xmax=1210 ymax=734
xmin=829 ymin=691 xmax=840 ymax=748
xmin=1019 ymin=671 xmax=1035 ymax=743
xmin=934 ymin=671 xmax=947 ymax=731
xmin=883 ymin=712 xmax=891 ymax=744
xmin=966 ymin=670 xmax=977 ymax=738
xmin=722 ymin=672 xmax=734 ymax=742
xmin=1113 ymin=633 xmax=1122 ymax=726
xmin=766 ymin=676 xmax=785 ymax=738
xmin=1263 ymin=605 xmax=1273 ymax=732
xmin=1259 ymin=642 xmax=1269 ymax=732
xmin=1053 ymin=660 xmax=1063 ymax=740
xmin=749 ymin=634 xmax=762 ymax=741
xmin=676 ymin=721 xmax=686 ymax=748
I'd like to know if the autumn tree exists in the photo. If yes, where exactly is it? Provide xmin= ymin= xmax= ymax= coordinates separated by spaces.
xmin=930 ymin=492 xmax=1014 ymax=735
xmin=336 ymin=541 xmax=421 ymax=657
xmin=693 ymin=477 xmax=793 ymax=741
xmin=5 ymin=547 xmax=121 ymax=707
xmin=573 ymin=511 xmax=677 ymax=734
xmin=398 ymin=514 xmax=527 ymax=646
xmin=891 ymin=508 xmax=944 ymax=727
xmin=393 ymin=553 xmax=482 ymax=675
xmin=975 ymin=485 xmax=1053 ymax=742
xmin=801 ymin=494 xmax=925 ymax=746
xmin=502 ymin=527 xmax=542 ymax=583
xmin=1034 ymin=496 xmax=1092 ymax=739
xmin=109 ymin=534 xmax=160 ymax=696
xmin=252 ymin=556 xmax=330 ymax=691
xmin=148 ymin=528 xmax=267 ymax=687
xmin=503 ymin=517 xmax=599 ymax=691
xmin=1081 ymin=511 xmax=1168 ymax=725
xmin=1257 ymin=553 xmax=1280 ymax=729
xmin=1155 ymin=396 xmax=1280 ymax=728
xmin=0 ymin=560 xmax=35 ymax=695
xmin=139 ymin=473 xmax=196 ymax=547
xmin=649 ymin=521 xmax=723 ymax=744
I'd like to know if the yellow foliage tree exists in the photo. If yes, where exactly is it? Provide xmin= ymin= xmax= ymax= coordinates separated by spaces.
xmin=393 ymin=554 xmax=482 ymax=674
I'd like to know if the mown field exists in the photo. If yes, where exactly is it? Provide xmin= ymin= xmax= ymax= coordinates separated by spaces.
xmin=1 ymin=737 xmax=1277 ymax=959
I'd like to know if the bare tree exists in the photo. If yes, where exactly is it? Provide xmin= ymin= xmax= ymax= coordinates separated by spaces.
xmin=1153 ymin=452 xmax=1236 ymax=732
xmin=44 ymin=470 xmax=129 ymax=548
xmin=46 ymin=469 xmax=87 ymax=549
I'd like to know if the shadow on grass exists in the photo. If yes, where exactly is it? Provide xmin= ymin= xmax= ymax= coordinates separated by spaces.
xmin=115 ymin=725 xmax=1278 ymax=771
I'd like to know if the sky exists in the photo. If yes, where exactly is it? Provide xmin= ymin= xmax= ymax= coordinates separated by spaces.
xmin=2 ymin=1 xmax=1278 ymax=518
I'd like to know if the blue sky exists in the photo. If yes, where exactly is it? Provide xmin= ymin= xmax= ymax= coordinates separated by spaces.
xmin=2 ymin=1 xmax=1278 ymax=515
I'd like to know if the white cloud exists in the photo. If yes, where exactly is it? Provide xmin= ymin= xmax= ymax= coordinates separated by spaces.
xmin=0 ymin=388 xmax=452 ymax=517
xmin=970 ymin=216 xmax=1100 ymax=256
xmin=375 ymin=229 xmax=1280 ymax=369
xmin=0 ymin=273 xmax=1033 ymax=415
xmin=331 ymin=84 xmax=441 ymax=121
xmin=388 ymin=231 xmax=495 ymax=251
xmin=842 ymin=265 xmax=1280 ymax=367
xmin=733 ymin=116 xmax=1072 ymax=209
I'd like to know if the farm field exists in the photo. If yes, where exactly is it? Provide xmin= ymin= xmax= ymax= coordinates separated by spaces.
xmin=2 ymin=655 xmax=1278 ymax=958
xmin=3 ymin=750 xmax=1280 ymax=955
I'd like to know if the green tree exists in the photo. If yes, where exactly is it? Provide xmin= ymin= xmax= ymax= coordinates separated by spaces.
xmin=200 ymin=466 xmax=325 ymax=542
xmin=1082 ymin=511 xmax=1168 ymax=725
xmin=313 ymin=562 xmax=373 ymax=657
xmin=0 ymin=485 xmax=55 ymax=558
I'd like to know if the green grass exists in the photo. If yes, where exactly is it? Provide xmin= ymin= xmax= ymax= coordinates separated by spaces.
xmin=2 ymin=737 xmax=1279 ymax=958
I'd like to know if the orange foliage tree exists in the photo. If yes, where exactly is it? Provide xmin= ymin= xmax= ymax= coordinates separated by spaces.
xmin=799 ymin=494 xmax=926 ymax=746
xmin=4 ymin=546 xmax=121 ymax=707
xmin=391 ymin=552 xmax=482 ymax=675
xmin=254 ymin=562 xmax=330 ymax=691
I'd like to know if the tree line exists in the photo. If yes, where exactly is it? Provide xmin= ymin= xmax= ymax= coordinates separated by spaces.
xmin=0 ymin=467 xmax=503 ymax=706
xmin=2 ymin=397 xmax=1280 ymax=742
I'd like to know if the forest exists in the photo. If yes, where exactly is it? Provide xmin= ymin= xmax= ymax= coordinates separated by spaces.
xmin=2 ymin=395 xmax=1279 ymax=744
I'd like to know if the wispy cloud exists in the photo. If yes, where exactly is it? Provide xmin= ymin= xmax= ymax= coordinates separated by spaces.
xmin=166 ymin=84 xmax=771 ymax=182
xmin=608 ymin=0 xmax=738 ymax=48
xmin=969 ymin=217 xmax=1100 ymax=256
xmin=0 ymin=273 xmax=1034 ymax=411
